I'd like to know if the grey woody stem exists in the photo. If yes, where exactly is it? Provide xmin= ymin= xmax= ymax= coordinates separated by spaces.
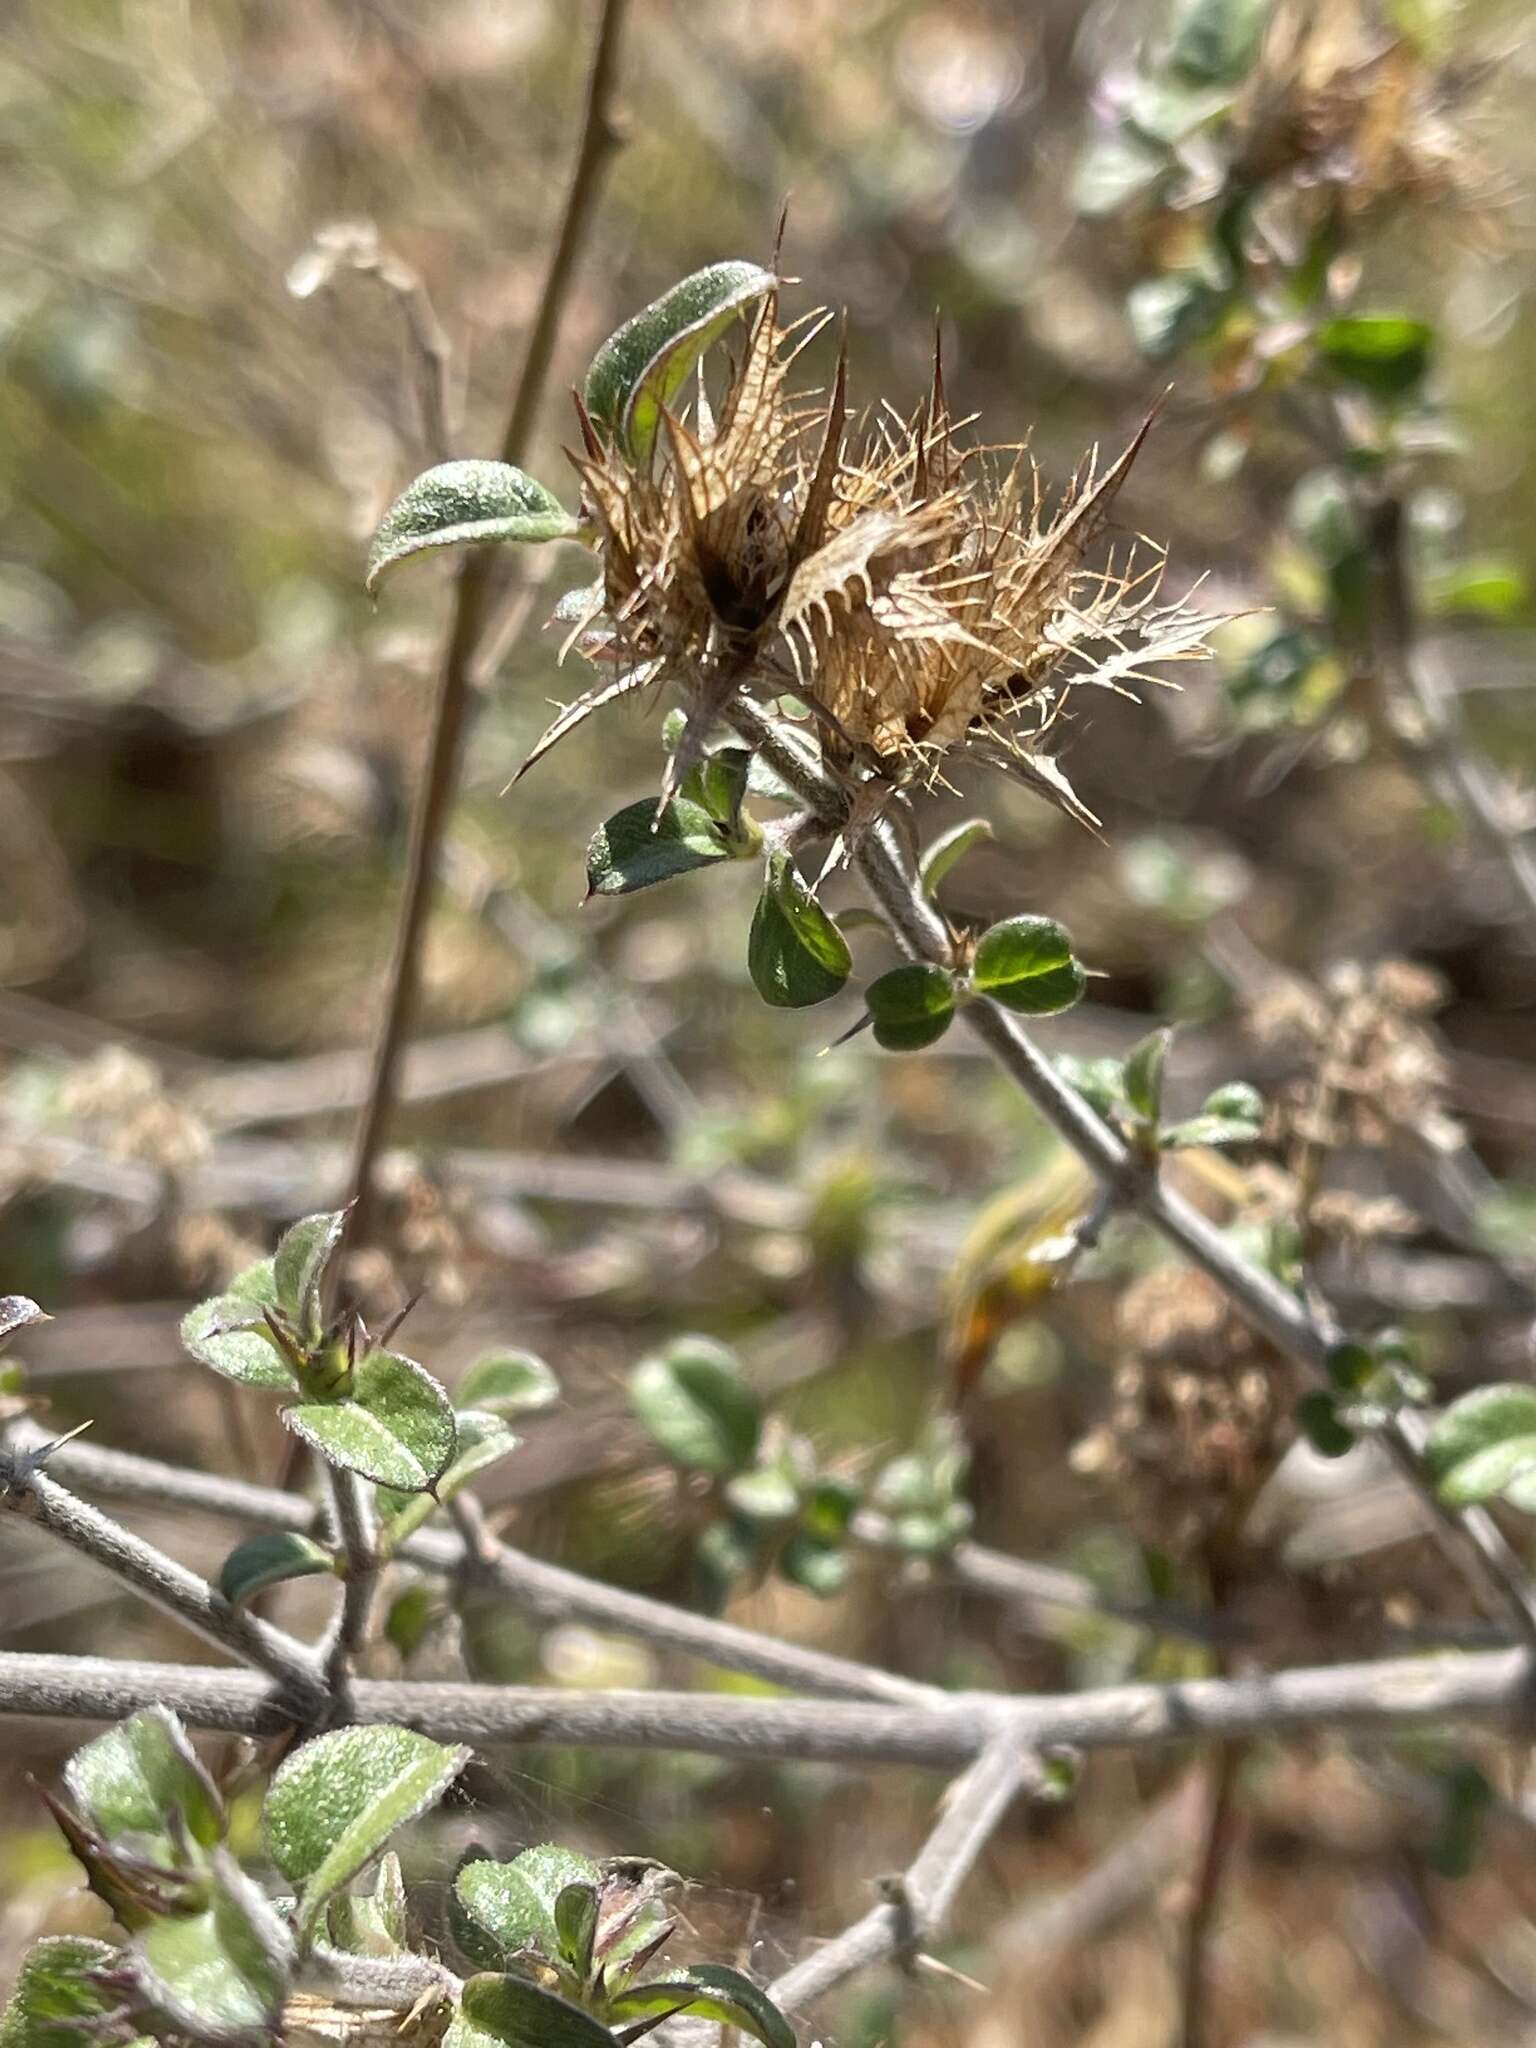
xmin=1 ymin=1643 xmax=1532 ymax=1761
xmin=0 ymin=1450 xmax=326 ymax=1712
xmin=724 ymin=698 xmax=1536 ymax=1649
xmin=768 ymin=1725 xmax=1044 ymax=2014
xmin=321 ymin=1466 xmax=380 ymax=1687
xmin=303 ymin=1946 xmax=462 ymax=2010
xmin=2 ymin=1420 xmax=937 ymax=1706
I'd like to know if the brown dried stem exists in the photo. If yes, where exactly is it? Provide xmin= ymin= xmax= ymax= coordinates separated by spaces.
xmin=340 ymin=0 xmax=629 ymax=1262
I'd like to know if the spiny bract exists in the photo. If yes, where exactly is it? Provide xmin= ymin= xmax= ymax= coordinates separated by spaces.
xmin=519 ymin=283 xmax=1216 ymax=829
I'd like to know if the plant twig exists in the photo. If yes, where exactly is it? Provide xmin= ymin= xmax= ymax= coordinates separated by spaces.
xmin=2 ymin=1420 xmax=939 ymax=1706
xmin=3 ymin=1642 xmax=1535 ymax=1760
xmin=722 ymin=698 xmax=1536 ymax=1650
xmin=0 ymin=1450 xmax=326 ymax=1710
xmin=1361 ymin=491 xmax=1536 ymax=946
xmin=321 ymin=1467 xmax=379 ymax=1688
xmin=342 ymin=0 xmax=629 ymax=1258
xmin=302 ymin=1946 xmax=462 ymax=2011
xmin=1175 ymin=1740 xmax=1243 ymax=2048
xmin=767 ymin=1725 xmax=1044 ymax=2015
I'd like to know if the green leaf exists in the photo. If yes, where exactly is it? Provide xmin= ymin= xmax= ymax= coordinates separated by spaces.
xmin=327 ymin=1852 xmax=408 ymax=1957
xmin=273 ymin=1211 xmax=346 ymax=1332
xmin=1325 ymin=1341 xmax=1378 ymax=1395
xmin=217 ymin=1531 xmax=336 ymax=1609
xmin=1167 ymin=0 xmax=1270 ymax=84
xmin=1316 ymin=316 xmax=1434 ymax=399
xmin=367 ymin=461 xmax=577 ymax=594
xmin=608 ymin=1965 xmax=794 ymax=2048
xmin=586 ymin=797 xmax=737 ymax=898
xmin=1123 ymin=1028 xmax=1171 ymax=1125
xmin=554 ymin=1883 xmax=600 ymax=1980
xmin=629 ymin=1337 xmax=760 ymax=1475
xmin=864 ymin=964 xmax=957 ymax=1052
xmin=778 ymin=1534 xmax=849 ymax=1598
xmin=136 ymin=1851 xmax=293 ymax=2046
xmin=283 ymin=1349 xmax=456 ymax=1493
xmin=748 ymin=853 xmax=852 ymax=1009
xmin=225 ymin=1260 xmax=279 ymax=1309
xmin=1424 ymin=1385 xmax=1536 ymax=1493
xmin=64 ymin=1706 xmax=224 ymax=1852
xmin=583 ymin=261 xmax=778 ymax=462
xmin=459 ymin=1350 xmax=559 ymax=1416
xmin=264 ymin=1725 xmax=470 ymax=1941
xmin=1437 ymin=1434 xmax=1536 ymax=1508
xmin=1056 ymin=1053 xmax=1127 ymax=1118
xmin=724 ymin=1464 xmax=801 ymax=1523
xmin=180 ymin=1296 xmax=293 ymax=1391
xmin=1295 ymin=1390 xmax=1355 ymax=1460
xmin=971 ymin=915 xmax=1085 ymax=1016
xmin=378 ymin=1409 xmax=521 ymax=1549
xmin=919 ymin=818 xmax=993 ymax=898
xmin=690 ymin=748 xmax=753 ymax=832
xmin=1162 ymin=1079 xmax=1263 ymax=1148
xmin=459 ymin=1974 xmax=616 ymax=2048
xmin=455 ymin=1847 xmax=605 ymax=1966
xmin=1 ymin=1937 xmax=121 ymax=2048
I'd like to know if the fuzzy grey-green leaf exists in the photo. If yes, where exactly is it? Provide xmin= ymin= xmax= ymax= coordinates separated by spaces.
xmin=1 ymin=1937 xmax=121 ymax=2048
xmin=455 ymin=1846 xmax=605 ymax=1964
xmin=367 ymin=461 xmax=577 ymax=594
xmin=263 ymin=1725 xmax=470 ymax=1939
xmin=283 ymin=1349 xmax=455 ymax=1492
xmin=583 ymin=261 xmax=777 ymax=461
xmin=136 ymin=1852 xmax=293 ymax=2047
xmin=629 ymin=1337 xmax=760 ymax=1475
xmin=181 ymin=1296 xmax=294 ymax=1391
xmin=65 ymin=1705 xmax=225 ymax=1851
xmin=458 ymin=1349 xmax=559 ymax=1416
xmin=377 ymin=1409 xmax=520 ymax=1548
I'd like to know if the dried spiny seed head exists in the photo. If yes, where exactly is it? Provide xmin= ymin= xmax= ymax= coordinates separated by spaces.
xmin=1230 ymin=0 xmax=1502 ymax=227
xmin=525 ymin=291 xmax=1218 ymax=824
xmin=1072 ymin=1265 xmax=1295 ymax=1559
xmin=1253 ymin=956 xmax=1459 ymax=1162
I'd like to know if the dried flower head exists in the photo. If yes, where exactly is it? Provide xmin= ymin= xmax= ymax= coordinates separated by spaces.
xmin=1072 ymin=1263 xmax=1295 ymax=1558
xmin=1252 ymin=956 xmax=1459 ymax=1160
xmin=525 ymin=289 xmax=1216 ymax=826
xmin=1229 ymin=0 xmax=1500 ymax=225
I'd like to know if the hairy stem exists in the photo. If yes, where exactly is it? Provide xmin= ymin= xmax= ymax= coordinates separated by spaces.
xmin=3 ymin=1420 xmax=937 ymax=1705
xmin=768 ymin=1725 xmax=1043 ymax=2014
xmin=0 ymin=1450 xmax=325 ymax=1711
xmin=1176 ymin=1741 xmax=1242 ymax=2048
xmin=302 ymin=1945 xmax=462 ymax=2011
xmin=321 ymin=1466 xmax=379 ymax=1688
xmin=2 ymin=1642 xmax=1533 ymax=1760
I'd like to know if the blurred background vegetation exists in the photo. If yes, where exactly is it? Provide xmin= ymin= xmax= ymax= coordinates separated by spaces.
xmin=7 ymin=0 xmax=1536 ymax=2040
